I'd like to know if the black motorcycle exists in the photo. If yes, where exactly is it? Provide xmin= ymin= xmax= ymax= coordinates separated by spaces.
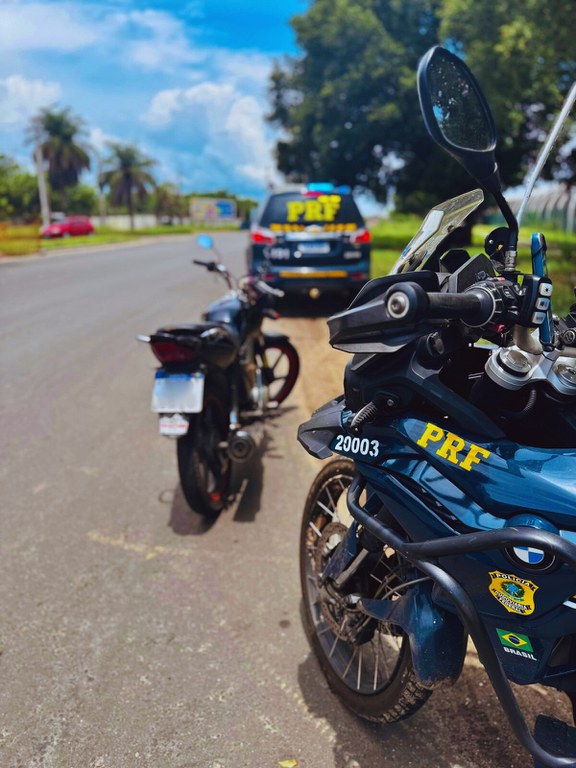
xmin=298 ymin=46 xmax=576 ymax=767
xmin=139 ymin=235 xmax=299 ymax=518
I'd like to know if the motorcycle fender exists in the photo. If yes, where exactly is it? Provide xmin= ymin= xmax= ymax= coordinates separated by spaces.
xmin=297 ymin=397 xmax=346 ymax=459
xmin=262 ymin=330 xmax=290 ymax=345
xmin=321 ymin=522 xmax=361 ymax=582
xmin=361 ymin=587 xmax=467 ymax=688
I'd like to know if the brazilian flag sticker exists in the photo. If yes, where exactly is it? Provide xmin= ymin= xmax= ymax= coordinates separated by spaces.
xmin=496 ymin=628 xmax=534 ymax=652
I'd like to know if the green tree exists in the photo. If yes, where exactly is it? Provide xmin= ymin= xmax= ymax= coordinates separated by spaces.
xmin=153 ymin=182 xmax=187 ymax=224
xmin=28 ymin=107 xmax=91 ymax=212
xmin=52 ymin=183 xmax=98 ymax=216
xmin=268 ymin=0 xmax=441 ymax=204
xmin=269 ymin=0 xmax=576 ymax=213
xmin=438 ymin=0 xmax=576 ymax=185
xmin=99 ymin=143 xmax=156 ymax=230
xmin=0 ymin=155 xmax=40 ymax=222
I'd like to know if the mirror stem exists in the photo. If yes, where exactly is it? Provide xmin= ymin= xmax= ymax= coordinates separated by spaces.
xmin=492 ymin=188 xmax=519 ymax=275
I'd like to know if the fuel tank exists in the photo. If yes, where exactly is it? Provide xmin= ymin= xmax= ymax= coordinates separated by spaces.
xmin=204 ymin=295 xmax=243 ymax=329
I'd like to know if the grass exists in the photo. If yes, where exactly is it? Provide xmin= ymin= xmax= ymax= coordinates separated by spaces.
xmin=0 ymin=222 xmax=240 ymax=256
xmin=0 ymin=224 xmax=42 ymax=256
xmin=370 ymin=214 xmax=576 ymax=315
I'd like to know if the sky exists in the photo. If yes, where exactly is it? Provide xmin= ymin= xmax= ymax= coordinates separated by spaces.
xmin=0 ymin=0 xmax=310 ymax=203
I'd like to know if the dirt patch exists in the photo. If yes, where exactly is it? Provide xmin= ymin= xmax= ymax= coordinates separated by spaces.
xmin=276 ymin=314 xmax=347 ymax=416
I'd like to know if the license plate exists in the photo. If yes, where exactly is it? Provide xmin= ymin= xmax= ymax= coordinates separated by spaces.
xmin=269 ymin=246 xmax=290 ymax=259
xmin=158 ymin=413 xmax=189 ymax=437
xmin=151 ymin=371 xmax=204 ymax=413
xmin=299 ymin=243 xmax=330 ymax=254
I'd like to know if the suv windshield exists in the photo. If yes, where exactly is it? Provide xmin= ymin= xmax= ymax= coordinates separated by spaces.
xmin=259 ymin=192 xmax=365 ymax=231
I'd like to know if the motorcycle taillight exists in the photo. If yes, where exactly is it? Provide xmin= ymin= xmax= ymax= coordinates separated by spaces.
xmin=150 ymin=341 xmax=197 ymax=364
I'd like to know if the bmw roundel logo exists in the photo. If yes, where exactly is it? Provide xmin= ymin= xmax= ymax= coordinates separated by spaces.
xmin=506 ymin=545 xmax=556 ymax=572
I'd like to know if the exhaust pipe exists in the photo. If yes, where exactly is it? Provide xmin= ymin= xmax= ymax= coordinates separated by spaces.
xmin=227 ymin=425 xmax=264 ymax=463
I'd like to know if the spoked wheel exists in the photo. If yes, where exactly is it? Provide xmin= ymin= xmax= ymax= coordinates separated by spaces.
xmin=177 ymin=394 xmax=230 ymax=518
xmin=258 ymin=340 xmax=299 ymax=405
xmin=300 ymin=459 xmax=432 ymax=722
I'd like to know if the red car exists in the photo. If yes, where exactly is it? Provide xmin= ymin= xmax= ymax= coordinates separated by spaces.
xmin=41 ymin=216 xmax=94 ymax=238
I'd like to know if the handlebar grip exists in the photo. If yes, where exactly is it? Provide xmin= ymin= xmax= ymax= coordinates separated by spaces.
xmin=256 ymin=280 xmax=284 ymax=298
xmin=193 ymin=259 xmax=220 ymax=273
xmin=427 ymin=291 xmax=486 ymax=321
xmin=385 ymin=283 xmax=495 ymax=326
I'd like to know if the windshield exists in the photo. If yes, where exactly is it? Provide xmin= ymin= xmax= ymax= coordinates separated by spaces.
xmin=390 ymin=189 xmax=484 ymax=274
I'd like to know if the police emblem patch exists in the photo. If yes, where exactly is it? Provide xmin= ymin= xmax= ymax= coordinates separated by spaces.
xmin=488 ymin=571 xmax=538 ymax=615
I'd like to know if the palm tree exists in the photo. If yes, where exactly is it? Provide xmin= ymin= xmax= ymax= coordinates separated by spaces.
xmin=154 ymin=182 xmax=186 ymax=224
xmin=99 ymin=143 xmax=156 ymax=230
xmin=29 ymin=107 xmax=91 ymax=212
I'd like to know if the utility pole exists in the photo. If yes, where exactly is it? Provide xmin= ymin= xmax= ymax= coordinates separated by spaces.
xmin=34 ymin=145 xmax=50 ymax=227
xmin=96 ymin=151 xmax=107 ymax=225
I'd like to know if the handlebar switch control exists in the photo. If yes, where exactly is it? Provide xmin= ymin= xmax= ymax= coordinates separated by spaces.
xmin=518 ymin=274 xmax=553 ymax=327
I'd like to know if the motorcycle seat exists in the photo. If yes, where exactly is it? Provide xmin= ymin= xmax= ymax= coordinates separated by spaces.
xmin=152 ymin=321 xmax=241 ymax=358
xmin=154 ymin=322 xmax=239 ymax=346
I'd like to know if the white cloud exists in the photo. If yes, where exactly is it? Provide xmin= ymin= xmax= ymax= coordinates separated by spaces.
xmin=143 ymin=82 xmax=236 ymax=129
xmin=110 ymin=9 xmax=205 ymax=73
xmin=88 ymin=126 xmax=120 ymax=154
xmin=210 ymin=49 xmax=276 ymax=91
xmin=0 ymin=2 xmax=201 ymax=73
xmin=142 ymin=80 xmax=281 ymax=192
xmin=0 ymin=2 xmax=288 ymax=195
xmin=0 ymin=2 xmax=99 ymax=51
xmin=0 ymin=74 xmax=62 ymax=126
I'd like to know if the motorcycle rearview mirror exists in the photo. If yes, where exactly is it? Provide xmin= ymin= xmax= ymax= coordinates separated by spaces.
xmin=418 ymin=46 xmax=519 ymax=270
xmin=197 ymin=234 xmax=214 ymax=250
xmin=418 ymin=46 xmax=498 ymax=191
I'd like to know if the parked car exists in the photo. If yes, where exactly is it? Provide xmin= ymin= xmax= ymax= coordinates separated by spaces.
xmin=247 ymin=184 xmax=371 ymax=299
xmin=40 ymin=216 xmax=94 ymax=238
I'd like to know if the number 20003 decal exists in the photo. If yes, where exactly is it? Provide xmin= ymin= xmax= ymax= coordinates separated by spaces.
xmin=334 ymin=434 xmax=379 ymax=458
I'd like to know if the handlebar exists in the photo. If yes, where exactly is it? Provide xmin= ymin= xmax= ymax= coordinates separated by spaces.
xmin=385 ymin=282 xmax=496 ymax=327
xmin=193 ymin=258 xmax=217 ymax=270
xmin=192 ymin=259 xmax=285 ymax=302
xmin=427 ymin=290 xmax=494 ymax=324
xmin=192 ymin=258 xmax=234 ymax=290
xmin=254 ymin=280 xmax=284 ymax=298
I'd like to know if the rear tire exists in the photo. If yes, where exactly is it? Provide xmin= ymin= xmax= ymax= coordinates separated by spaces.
xmin=177 ymin=393 xmax=230 ymax=518
xmin=300 ymin=459 xmax=432 ymax=722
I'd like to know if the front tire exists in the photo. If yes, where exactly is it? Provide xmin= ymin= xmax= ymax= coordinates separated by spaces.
xmin=177 ymin=393 xmax=230 ymax=518
xmin=258 ymin=339 xmax=299 ymax=405
xmin=300 ymin=459 xmax=432 ymax=722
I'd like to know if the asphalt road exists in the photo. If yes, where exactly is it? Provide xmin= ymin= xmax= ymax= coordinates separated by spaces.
xmin=0 ymin=233 xmax=571 ymax=768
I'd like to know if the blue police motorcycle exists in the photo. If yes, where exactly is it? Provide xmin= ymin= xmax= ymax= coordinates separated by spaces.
xmin=298 ymin=46 xmax=576 ymax=767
